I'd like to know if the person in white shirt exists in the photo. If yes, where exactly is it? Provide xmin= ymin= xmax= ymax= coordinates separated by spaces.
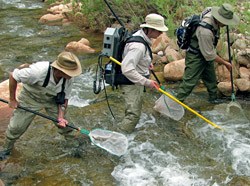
xmin=0 ymin=51 xmax=82 ymax=160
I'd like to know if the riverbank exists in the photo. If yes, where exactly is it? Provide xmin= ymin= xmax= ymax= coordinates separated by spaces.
xmin=40 ymin=1 xmax=250 ymax=98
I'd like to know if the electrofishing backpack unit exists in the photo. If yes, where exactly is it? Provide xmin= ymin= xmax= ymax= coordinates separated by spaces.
xmin=93 ymin=0 xmax=152 ymax=94
xmin=175 ymin=8 xmax=217 ymax=51
xmin=103 ymin=30 xmax=152 ymax=87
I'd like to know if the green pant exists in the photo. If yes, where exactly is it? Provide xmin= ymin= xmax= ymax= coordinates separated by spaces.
xmin=176 ymin=52 xmax=217 ymax=102
xmin=3 ymin=88 xmax=75 ymax=152
xmin=118 ymin=84 xmax=144 ymax=133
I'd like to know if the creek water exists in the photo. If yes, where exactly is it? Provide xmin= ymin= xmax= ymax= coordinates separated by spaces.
xmin=0 ymin=1 xmax=250 ymax=186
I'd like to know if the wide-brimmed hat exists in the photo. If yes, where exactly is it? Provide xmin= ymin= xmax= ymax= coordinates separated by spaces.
xmin=51 ymin=51 xmax=82 ymax=77
xmin=211 ymin=3 xmax=240 ymax=25
xmin=140 ymin=13 xmax=168 ymax=32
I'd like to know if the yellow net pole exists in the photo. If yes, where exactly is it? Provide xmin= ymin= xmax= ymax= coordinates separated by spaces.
xmin=108 ymin=56 xmax=222 ymax=130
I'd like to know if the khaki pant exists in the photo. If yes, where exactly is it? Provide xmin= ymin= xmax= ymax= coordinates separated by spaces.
xmin=3 ymin=88 xmax=75 ymax=152
xmin=118 ymin=84 xmax=144 ymax=133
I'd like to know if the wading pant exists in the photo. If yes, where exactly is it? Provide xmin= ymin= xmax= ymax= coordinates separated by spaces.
xmin=176 ymin=52 xmax=218 ymax=102
xmin=3 ymin=89 xmax=75 ymax=152
xmin=119 ymin=84 xmax=144 ymax=133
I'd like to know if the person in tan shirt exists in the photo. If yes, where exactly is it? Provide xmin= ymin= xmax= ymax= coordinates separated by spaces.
xmin=118 ymin=14 xmax=168 ymax=133
xmin=176 ymin=3 xmax=239 ymax=104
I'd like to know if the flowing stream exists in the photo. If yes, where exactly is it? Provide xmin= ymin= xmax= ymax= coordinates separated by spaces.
xmin=0 ymin=1 xmax=250 ymax=186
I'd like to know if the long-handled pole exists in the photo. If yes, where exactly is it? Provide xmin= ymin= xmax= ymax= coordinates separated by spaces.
xmin=0 ymin=98 xmax=81 ymax=132
xmin=226 ymin=25 xmax=236 ymax=101
xmin=0 ymin=98 xmax=128 ymax=156
xmin=108 ymin=56 xmax=222 ymax=130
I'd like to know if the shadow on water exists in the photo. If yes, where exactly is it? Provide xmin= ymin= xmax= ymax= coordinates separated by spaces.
xmin=0 ymin=0 xmax=250 ymax=186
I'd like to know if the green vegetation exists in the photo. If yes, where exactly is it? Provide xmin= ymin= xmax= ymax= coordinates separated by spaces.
xmin=48 ymin=0 xmax=249 ymax=37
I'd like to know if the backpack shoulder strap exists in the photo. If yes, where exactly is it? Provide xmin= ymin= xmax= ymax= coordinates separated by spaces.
xmin=199 ymin=21 xmax=214 ymax=33
xmin=42 ymin=63 xmax=51 ymax=87
xmin=61 ymin=78 xmax=66 ymax=92
xmin=125 ymin=36 xmax=153 ymax=60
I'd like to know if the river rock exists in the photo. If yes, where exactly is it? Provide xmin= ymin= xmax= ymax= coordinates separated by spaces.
xmin=217 ymin=81 xmax=237 ymax=96
xmin=232 ymin=38 xmax=247 ymax=50
xmin=164 ymin=47 xmax=183 ymax=63
xmin=239 ymin=67 xmax=250 ymax=79
xmin=78 ymin=38 xmax=90 ymax=46
xmin=47 ymin=3 xmax=72 ymax=15
xmin=236 ymin=49 xmax=250 ymax=67
xmin=0 ymin=80 xmax=22 ymax=131
xmin=163 ymin=59 xmax=185 ymax=81
xmin=216 ymin=41 xmax=234 ymax=61
xmin=151 ymin=33 xmax=170 ymax=53
xmin=235 ymin=78 xmax=250 ymax=92
xmin=38 ymin=13 xmax=64 ymax=25
xmin=65 ymin=40 xmax=95 ymax=54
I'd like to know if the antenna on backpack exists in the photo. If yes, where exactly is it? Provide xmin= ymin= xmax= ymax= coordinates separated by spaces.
xmin=103 ymin=0 xmax=125 ymax=28
xmin=93 ymin=0 xmax=129 ymax=119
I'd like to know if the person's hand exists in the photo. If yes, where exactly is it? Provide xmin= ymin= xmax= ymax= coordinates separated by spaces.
xmin=225 ymin=62 xmax=232 ymax=72
xmin=57 ymin=118 xmax=68 ymax=128
xmin=9 ymin=99 xmax=18 ymax=109
xmin=149 ymin=80 xmax=159 ymax=89
xmin=149 ymin=63 xmax=154 ymax=70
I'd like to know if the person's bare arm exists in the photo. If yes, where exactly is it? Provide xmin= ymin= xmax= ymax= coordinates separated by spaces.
xmin=9 ymin=72 xmax=18 ymax=108
xmin=215 ymin=55 xmax=232 ymax=71
xmin=57 ymin=99 xmax=69 ymax=128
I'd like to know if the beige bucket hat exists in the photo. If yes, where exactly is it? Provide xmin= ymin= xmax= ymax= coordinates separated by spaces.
xmin=211 ymin=3 xmax=240 ymax=25
xmin=51 ymin=51 xmax=82 ymax=77
xmin=140 ymin=13 xmax=168 ymax=32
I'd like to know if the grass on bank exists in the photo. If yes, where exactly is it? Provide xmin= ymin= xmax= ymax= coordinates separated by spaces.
xmin=47 ymin=0 xmax=249 ymax=37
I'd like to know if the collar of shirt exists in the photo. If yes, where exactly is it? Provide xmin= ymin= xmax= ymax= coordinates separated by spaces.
xmin=133 ymin=29 xmax=152 ymax=46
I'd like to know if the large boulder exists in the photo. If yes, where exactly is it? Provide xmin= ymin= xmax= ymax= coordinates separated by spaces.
xmin=164 ymin=47 xmax=183 ymax=63
xmin=239 ymin=67 xmax=250 ymax=79
xmin=0 ymin=80 xmax=22 ymax=130
xmin=163 ymin=59 xmax=185 ymax=81
xmin=217 ymin=81 xmax=237 ymax=96
xmin=38 ymin=13 xmax=64 ymax=25
xmin=235 ymin=78 xmax=250 ymax=92
xmin=151 ymin=33 xmax=171 ymax=54
xmin=65 ymin=38 xmax=95 ymax=54
xmin=236 ymin=49 xmax=250 ymax=68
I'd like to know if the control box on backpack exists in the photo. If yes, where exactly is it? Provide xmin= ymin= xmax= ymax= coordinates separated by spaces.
xmin=102 ymin=27 xmax=121 ymax=86
xmin=102 ymin=27 xmax=120 ymax=58
xmin=102 ymin=26 xmax=134 ymax=87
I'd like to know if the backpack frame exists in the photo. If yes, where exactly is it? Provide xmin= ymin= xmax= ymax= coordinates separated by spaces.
xmin=104 ymin=34 xmax=152 ymax=87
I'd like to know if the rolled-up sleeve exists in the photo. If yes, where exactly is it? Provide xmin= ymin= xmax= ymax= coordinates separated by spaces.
xmin=12 ymin=63 xmax=46 ymax=85
xmin=196 ymin=27 xmax=217 ymax=61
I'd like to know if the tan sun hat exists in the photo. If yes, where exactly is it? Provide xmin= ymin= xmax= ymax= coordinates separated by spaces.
xmin=51 ymin=51 xmax=82 ymax=77
xmin=211 ymin=3 xmax=240 ymax=25
xmin=140 ymin=13 xmax=168 ymax=32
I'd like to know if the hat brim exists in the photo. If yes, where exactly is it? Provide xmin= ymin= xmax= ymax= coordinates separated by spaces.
xmin=51 ymin=60 xmax=82 ymax=77
xmin=211 ymin=7 xmax=240 ymax=26
xmin=140 ymin=23 xmax=168 ymax=32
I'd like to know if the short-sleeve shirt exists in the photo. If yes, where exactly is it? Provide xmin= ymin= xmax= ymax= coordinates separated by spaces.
xmin=196 ymin=11 xmax=219 ymax=61
xmin=13 ymin=61 xmax=73 ymax=101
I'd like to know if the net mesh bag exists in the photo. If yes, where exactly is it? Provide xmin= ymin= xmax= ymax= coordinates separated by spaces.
xmin=89 ymin=129 xmax=128 ymax=156
xmin=154 ymin=94 xmax=184 ymax=121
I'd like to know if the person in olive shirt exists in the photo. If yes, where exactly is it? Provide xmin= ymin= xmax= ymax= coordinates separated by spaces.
xmin=0 ymin=51 xmax=82 ymax=160
xmin=176 ymin=3 xmax=239 ymax=104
